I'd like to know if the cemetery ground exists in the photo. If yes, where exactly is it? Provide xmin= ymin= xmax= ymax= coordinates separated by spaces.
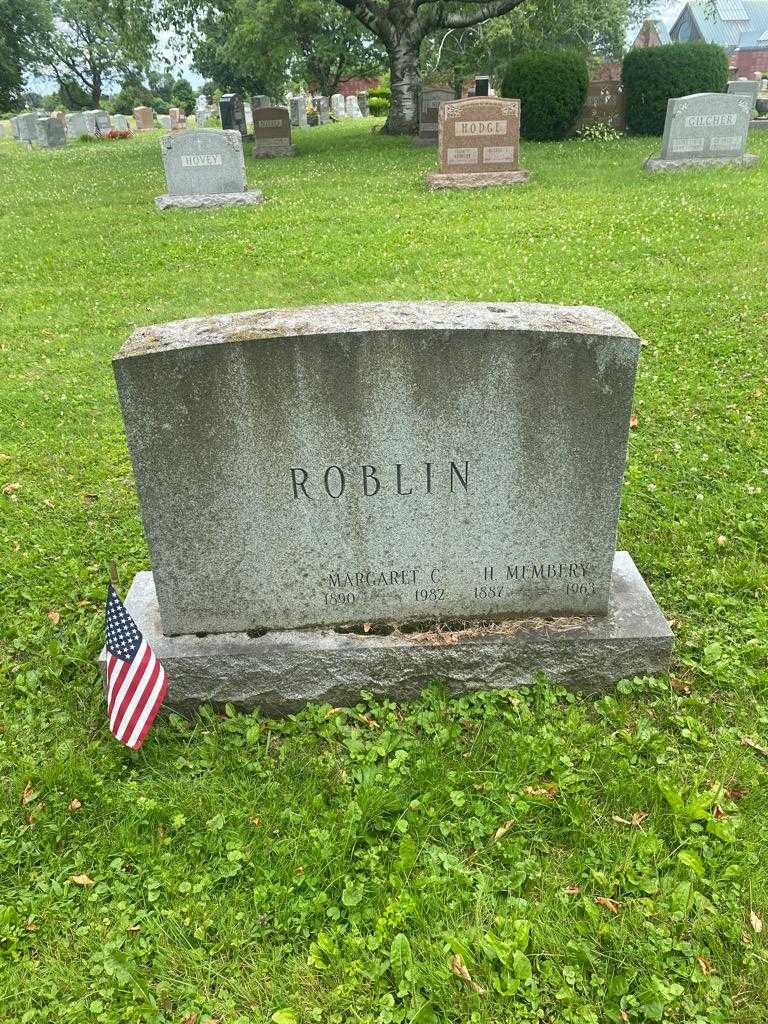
xmin=1 ymin=119 xmax=768 ymax=1024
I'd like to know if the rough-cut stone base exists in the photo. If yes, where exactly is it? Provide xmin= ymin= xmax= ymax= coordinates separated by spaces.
xmin=253 ymin=146 xmax=295 ymax=158
xmin=426 ymin=169 xmax=530 ymax=190
xmin=154 ymin=190 xmax=264 ymax=210
xmin=643 ymin=153 xmax=759 ymax=173
xmin=98 ymin=552 xmax=671 ymax=717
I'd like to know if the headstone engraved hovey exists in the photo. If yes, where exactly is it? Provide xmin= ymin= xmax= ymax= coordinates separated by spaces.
xmin=578 ymin=81 xmax=625 ymax=132
xmin=417 ymin=86 xmax=455 ymax=145
xmin=427 ymin=97 xmax=530 ymax=189
xmin=645 ymin=92 xmax=758 ymax=171
xmin=105 ymin=301 xmax=671 ymax=712
xmin=219 ymin=93 xmax=247 ymax=136
xmin=253 ymin=106 xmax=294 ymax=157
xmin=155 ymin=129 xmax=264 ymax=210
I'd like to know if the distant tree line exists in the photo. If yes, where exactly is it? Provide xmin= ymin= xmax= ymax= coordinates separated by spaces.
xmin=3 ymin=0 xmax=651 ymax=132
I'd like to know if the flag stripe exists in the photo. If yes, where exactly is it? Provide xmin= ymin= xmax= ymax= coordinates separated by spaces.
xmin=105 ymin=583 xmax=167 ymax=750
xmin=124 ymin=666 xmax=167 ymax=750
xmin=109 ymin=640 xmax=150 ymax=732
xmin=115 ymin=655 xmax=161 ymax=743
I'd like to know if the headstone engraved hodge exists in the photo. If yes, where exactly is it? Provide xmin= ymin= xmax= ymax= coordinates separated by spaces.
xmin=253 ymin=106 xmax=294 ymax=157
xmin=645 ymin=92 xmax=758 ymax=171
xmin=427 ymin=97 xmax=530 ymax=190
xmin=155 ymin=129 xmax=264 ymax=210
xmin=105 ymin=301 xmax=671 ymax=713
xmin=416 ymin=86 xmax=455 ymax=146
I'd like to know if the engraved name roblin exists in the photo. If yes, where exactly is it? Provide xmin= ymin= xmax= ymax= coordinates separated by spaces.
xmin=290 ymin=460 xmax=470 ymax=499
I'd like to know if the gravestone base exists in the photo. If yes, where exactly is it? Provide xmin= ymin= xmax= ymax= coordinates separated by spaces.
xmin=98 ymin=552 xmax=671 ymax=718
xmin=749 ymin=119 xmax=768 ymax=130
xmin=426 ymin=170 xmax=531 ymax=190
xmin=412 ymin=136 xmax=437 ymax=147
xmin=154 ymin=189 xmax=264 ymax=211
xmin=644 ymin=153 xmax=759 ymax=173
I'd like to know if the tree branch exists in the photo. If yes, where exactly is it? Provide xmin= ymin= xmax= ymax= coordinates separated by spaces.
xmin=426 ymin=0 xmax=528 ymax=31
xmin=333 ymin=0 xmax=392 ymax=45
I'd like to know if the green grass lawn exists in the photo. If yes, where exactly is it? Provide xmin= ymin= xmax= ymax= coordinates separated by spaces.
xmin=1 ymin=119 xmax=768 ymax=1023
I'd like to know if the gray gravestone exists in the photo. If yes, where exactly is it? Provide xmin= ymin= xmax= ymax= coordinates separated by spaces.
xmin=195 ymin=95 xmax=208 ymax=127
xmin=646 ymin=92 xmax=757 ymax=171
xmin=331 ymin=93 xmax=346 ymax=119
xmin=357 ymin=92 xmax=369 ymax=116
xmin=417 ymin=86 xmax=455 ymax=145
xmin=155 ymin=128 xmax=264 ymax=210
xmin=289 ymin=97 xmax=308 ymax=128
xmin=17 ymin=113 xmax=38 ymax=143
xmin=251 ymin=94 xmax=271 ymax=109
xmin=10 ymin=116 xmax=19 ymax=139
xmin=728 ymin=79 xmax=760 ymax=107
xmin=158 ymin=114 xmax=172 ymax=130
xmin=113 ymin=301 xmax=645 ymax=635
xmin=315 ymin=96 xmax=330 ymax=124
xmin=345 ymin=94 xmax=363 ymax=118
xmin=112 ymin=113 xmax=129 ymax=131
xmin=35 ymin=115 xmax=66 ymax=148
xmin=91 ymin=110 xmax=110 ymax=136
xmin=65 ymin=112 xmax=89 ymax=139
xmin=253 ymin=106 xmax=293 ymax=157
xmin=219 ymin=93 xmax=247 ymax=136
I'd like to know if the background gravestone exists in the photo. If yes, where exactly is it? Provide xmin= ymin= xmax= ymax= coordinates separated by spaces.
xmin=357 ymin=92 xmax=370 ymax=116
xmin=252 ymin=106 xmax=294 ymax=157
xmin=427 ymin=97 xmax=530 ymax=189
xmin=331 ymin=94 xmax=346 ymax=118
xmin=169 ymin=107 xmax=182 ymax=130
xmin=219 ymin=93 xmax=247 ymax=136
xmin=315 ymin=96 xmax=330 ymax=124
xmin=577 ymin=81 xmax=625 ymax=132
xmin=93 ymin=110 xmax=111 ymax=136
xmin=10 ymin=116 xmax=19 ymax=139
xmin=155 ymin=129 xmax=264 ymax=210
xmin=251 ymin=94 xmax=271 ymax=109
xmin=112 ymin=113 xmax=129 ymax=131
xmin=475 ymin=75 xmax=490 ymax=97
xmin=158 ymin=114 xmax=172 ymax=130
xmin=345 ymin=94 xmax=363 ymax=118
xmin=106 ymin=301 xmax=671 ymax=711
xmin=35 ymin=116 xmax=66 ymax=148
xmin=645 ymin=92 xmax=757 ymax=171
xmin=134 ymin=106 xmax=154 ymax=131
xmin=289 ymin=97 xmax=308 ymax=128
xmin=727 ymin=79 xmax=760 ymax=107
xmin=416 ymin=86 xmax=455 ymax=145
xmin=65 ymin=112 xmax=89 ymax=140
xmin=17 ymin=113 xmax=38 ymax=143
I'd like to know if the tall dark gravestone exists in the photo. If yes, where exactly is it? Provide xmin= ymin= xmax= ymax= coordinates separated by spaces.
xmin=219 ymin=94 xmax=247 ymax=137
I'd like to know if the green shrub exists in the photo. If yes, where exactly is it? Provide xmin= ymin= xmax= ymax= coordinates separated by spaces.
xmin=501 ymin=50 xmax=588 ymax=141
xmin=622 ymin=42 xmax=728 ymax=135
xmin=368 ymin=95 xmax=389 ymax=115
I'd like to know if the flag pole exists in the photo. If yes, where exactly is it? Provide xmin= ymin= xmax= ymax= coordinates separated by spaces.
xmin=109 ymin=560 xmax=120 ymax=592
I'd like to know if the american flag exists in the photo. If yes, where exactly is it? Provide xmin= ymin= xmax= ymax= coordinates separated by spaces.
xmin=105 ymin=584 xmax=167 ymax=750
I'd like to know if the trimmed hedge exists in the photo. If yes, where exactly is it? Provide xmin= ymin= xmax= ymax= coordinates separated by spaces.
xmin=501 ymin=50 xmax=588 ymax=141
xmin=368 ymin=85 xmax=390 ymax=116
xmin=622 ymin=42 xmax=728 ymax=135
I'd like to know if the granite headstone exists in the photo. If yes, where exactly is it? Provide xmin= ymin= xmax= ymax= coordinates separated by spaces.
xmin=112 ymin=113 xmax=129 ymax=131
xmin=219 ymin=93 xmax=247 ymax=136
xmin=35 ymin=115 xmax=66 ymax=148
xmin=645 ymin=92 xmax=757 ymax=171
xmin=315 ymin=96 xmax=330 ymax=125
xmin=417 ymin=86 xmax=455 ymax=145
xmin=345 ymin=94 xmax=363 ymax=118
xmin=357 ymin=92 xmax=370 ymax=116
xmin=134 ymin=106 xmax=154 ymax=131
xmin=16 ymin=112 xmax=38 ymax=143
xmin=427 ymin=97 xmax=529 ymax=189
xmin=252 ymin=106 xmax=293 ymax=157
xmin=155 ymin=128 xmax=264 ymax=210
xmin=289 ymin=96 xmax=308 ymax=128
xmin=65 ymin=112 xmax=89 ymax=139
xmin=331 ymin=93 xmax=346 ymax=118
xmin=578 ymin=81 xmax=625 ymax=132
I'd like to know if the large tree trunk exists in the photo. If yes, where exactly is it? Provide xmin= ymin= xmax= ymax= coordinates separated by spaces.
xmin=383 ymin=33 xmax=422 ymax=134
